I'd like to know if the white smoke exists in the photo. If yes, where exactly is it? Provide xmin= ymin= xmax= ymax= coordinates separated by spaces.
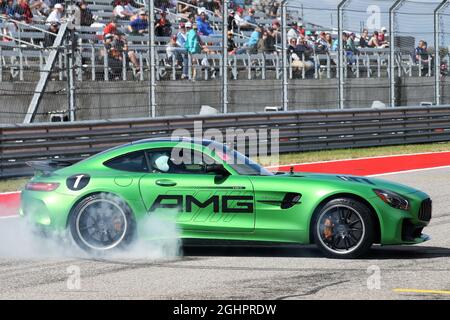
xmin=0 ymin=195 xmax=182 ymax=261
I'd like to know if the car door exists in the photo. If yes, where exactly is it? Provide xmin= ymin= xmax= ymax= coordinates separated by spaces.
xmin=138 ymin=147 xmax=255 ymax=233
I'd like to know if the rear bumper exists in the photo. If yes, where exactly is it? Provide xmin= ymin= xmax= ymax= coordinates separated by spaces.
xmin=20 ymin=190 xmax=75 ymax=230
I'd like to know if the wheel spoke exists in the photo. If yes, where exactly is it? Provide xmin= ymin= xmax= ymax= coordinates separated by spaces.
xmin=344 ymin=236 xmax=351 ymax=250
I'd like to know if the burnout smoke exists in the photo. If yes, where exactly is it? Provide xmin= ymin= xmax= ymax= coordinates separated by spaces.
xmin=0 ymin=208 xmax=83 ymax=259
xmin=0 ymin=194 xmax=182 ymax=261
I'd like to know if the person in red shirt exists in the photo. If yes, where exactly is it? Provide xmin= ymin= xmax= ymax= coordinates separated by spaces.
xmin=103 ymin=17 xmax=117 ymax=39
xmin=16 ymin=0 xmax=33 ymax=24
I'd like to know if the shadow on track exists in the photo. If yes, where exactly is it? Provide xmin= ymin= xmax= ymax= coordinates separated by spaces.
xmin=182 ymin=243 xmax=450 ymax=260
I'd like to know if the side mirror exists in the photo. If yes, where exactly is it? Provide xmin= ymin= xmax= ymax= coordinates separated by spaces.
xmin=204 ymin=164 xmax=229 ymax=176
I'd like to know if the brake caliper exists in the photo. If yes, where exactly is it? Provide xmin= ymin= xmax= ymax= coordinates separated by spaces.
xmin=323 ymin=218 xmax=334 ymax=240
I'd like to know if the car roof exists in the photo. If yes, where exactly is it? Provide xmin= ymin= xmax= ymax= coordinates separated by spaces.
xmin=132 ymin=137 xmax=218 ymax=147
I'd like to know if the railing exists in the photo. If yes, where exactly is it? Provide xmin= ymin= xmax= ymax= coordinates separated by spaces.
xmin=1 ymin=106 xmax=450 ymax=178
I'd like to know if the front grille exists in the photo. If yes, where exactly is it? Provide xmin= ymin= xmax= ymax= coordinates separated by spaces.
xmin=418 ymin=198 xmax=432 ymax=222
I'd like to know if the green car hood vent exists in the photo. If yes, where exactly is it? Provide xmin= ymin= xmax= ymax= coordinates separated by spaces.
xmin=337 ymin=176 xmax=376 ymax=185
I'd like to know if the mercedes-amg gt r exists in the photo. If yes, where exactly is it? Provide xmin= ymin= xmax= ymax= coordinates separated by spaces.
xmin=20 ymin=138 xmax=432 ymax=258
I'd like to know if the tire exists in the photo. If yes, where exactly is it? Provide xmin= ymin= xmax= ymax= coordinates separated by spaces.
xmin=312 ymin=198 xmax=375 ymax=259
xmin=69 ymin=193 xmax=135 ymax=253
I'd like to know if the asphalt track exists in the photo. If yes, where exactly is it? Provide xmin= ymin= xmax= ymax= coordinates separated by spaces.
xmin=0 ymin=167 xmax=449 ymax=300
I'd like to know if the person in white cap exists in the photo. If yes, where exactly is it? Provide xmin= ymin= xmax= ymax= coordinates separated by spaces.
xmin=378 ymin=26 xmax=388 ymax=47
xmin=46 ymin=3 xmax=64 ymax=24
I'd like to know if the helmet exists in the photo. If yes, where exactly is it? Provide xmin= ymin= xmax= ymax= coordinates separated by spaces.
xmin=151 ymin=153 xmax=170 ymax=172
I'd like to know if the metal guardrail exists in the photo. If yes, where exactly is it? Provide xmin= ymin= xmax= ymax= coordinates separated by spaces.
xmin=1 ymin=106 xmax=450 ymax=178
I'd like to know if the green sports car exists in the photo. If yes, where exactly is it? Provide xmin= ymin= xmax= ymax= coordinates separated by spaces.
xmin=20 ymin=138 xmax=432 ymax=258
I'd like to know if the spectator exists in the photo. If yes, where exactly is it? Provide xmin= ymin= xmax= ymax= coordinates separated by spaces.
xmin=244 ymin=8 xmax=257 ymax=26
xmin=78 ymin=0 xmax=94 ymax=26
xmin=325 ymin=33 xmax=333 ymax=49
xmin=46 ymin=3 xmax=64 ymax=24
xmin=345 ymin=32 xmax=357 ymax=65
xmin=185 ymin=22 xmax=202 ymax=54
xmin=177 ymin=0 xmax=197 ymax=20
xmin=233 ymin=6 xmax=247 ymax=29
xmin=113 ymin=0 xmax=134 ymax=19
xmin=368 ymin=31 xmax=387 ymax=48
xmin=257 ymin=29 xmax=275 ymax=53
xmin=43 ymin=21 xmax=58 ymax=47
xmin=268 ymin=0 xmax=279 ymax=18
xmin=29 ymin=0 xmax=50 ymax=17
xmin=128 ymin=10 xmax=148 ymax=34
xmin=166 ymin=34 xmax=184 ymax=72
xmin=346 ymin=32 xmax=357 ymax=53
xmin=185 ymin=23 xmax=205 ymax=79
xmin=196 ymin=8 xmax=214 ymax=36
xmin=415 ymin=40 xmax=430 ymax=65
xmin=203 ymin=0 xmax=222 ymax=18
xmin=227 ymin=9 xmax=237 ymax=33
xmin=0 ymin=0 xmax=6 ymax=13
xmin=269 ymin=20 xmax=281 ymax=45
xmin=155 ymin=11 xmax=172 ymax=37
xmin=378 ymin=26 xmax=388 ymax=47
xmin=4 ymin=0 xmax=16 ymax=18
xmin=289 ymin=36 xmax=314 ymax=77
xmin=15 ymin=0 xmax=33 ymax=24
xmin=287 ymin=21 xmax=299 ymax=43
xmin=104 ymin=31 xmax=141 ymax=78
xmin=359 ymin=28 xmax=369 ymax=48
xmin=315 ymin=31 xmax=329 ymax=53
xmin=176 ymin=22 xmax=187 ymax=47
xmin=106 ymin=47 xmax=123 ymax=79
xmin=227 ymin=30 xmax=236 ymax=54
xmin=236 ymin=25 xmax=261 ymax=54
xmin=103 ymin=17 xmax=118 ymax=38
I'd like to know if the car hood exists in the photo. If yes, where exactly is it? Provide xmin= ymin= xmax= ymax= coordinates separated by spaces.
xmin=275 ymin=172 xmax=421 ymax=196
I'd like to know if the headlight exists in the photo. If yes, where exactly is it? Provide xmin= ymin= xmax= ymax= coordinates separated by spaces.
xmin=373 ymin=189 xmax=409 ymax=211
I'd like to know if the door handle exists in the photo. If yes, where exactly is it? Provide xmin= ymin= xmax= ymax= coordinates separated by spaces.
xmin=155 ymin=179 xmax=177 ymax=187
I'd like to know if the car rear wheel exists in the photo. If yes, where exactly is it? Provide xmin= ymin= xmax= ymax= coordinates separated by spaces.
xmin=69 ymin=194 xmax=135 ymax=253
xmin=312 ymin=198 xmax=375 ymax=259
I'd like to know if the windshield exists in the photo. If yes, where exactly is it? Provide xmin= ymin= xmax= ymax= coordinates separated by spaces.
xmin=203 ymin=141 xmax=274 ymax=176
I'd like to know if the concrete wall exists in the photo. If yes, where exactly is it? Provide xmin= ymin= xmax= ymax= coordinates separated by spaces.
xmin=0 ymin=77 xmax=438 ymax=124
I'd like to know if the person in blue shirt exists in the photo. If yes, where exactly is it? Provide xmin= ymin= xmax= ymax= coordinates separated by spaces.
xmin=4 ymin=0 xmax=15 ymax=17
xmin=236 ymin=25 xmax=261 ymax=54
xmin=196 ymin=9 xmax=214 ymax=36
xmin=128 ymin=10 xmax=148 ymax=35
xmin=243 ymin=8 xmax=257 ymax=26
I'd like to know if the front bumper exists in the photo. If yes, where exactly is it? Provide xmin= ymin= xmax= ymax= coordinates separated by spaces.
xmin=375 ymin=192 xmax=432 ymax=245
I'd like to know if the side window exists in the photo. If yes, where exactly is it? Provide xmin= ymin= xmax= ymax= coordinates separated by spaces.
xmin=146 ymin=148 xmax=218 ymax=174
xmin=104 ymin=151 xmax=148 ymax=173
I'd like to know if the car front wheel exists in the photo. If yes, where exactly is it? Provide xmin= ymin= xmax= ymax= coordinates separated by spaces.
xmin=312 ymin=198 xmax=375 ymax=259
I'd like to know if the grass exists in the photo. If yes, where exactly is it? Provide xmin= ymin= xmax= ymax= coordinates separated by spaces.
xmin=0 ymin=178 xmax=29 ymax=193
xmin=1 ymin=142 xmax=450 ymax=193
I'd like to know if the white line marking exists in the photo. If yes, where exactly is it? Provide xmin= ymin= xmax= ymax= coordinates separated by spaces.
xmin=368 ymin=165 xmax=450 ymax=177
xmin=0 ymin=191 xmax=21 ymax=196
xmin=266 ymin=150 xmax=450 ymax=169
xmin=0 ymin=215 xmax=20 ymax=219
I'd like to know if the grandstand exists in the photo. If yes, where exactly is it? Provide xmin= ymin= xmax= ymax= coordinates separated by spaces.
xmin=0 ymin=0 xmax=441 ymax=123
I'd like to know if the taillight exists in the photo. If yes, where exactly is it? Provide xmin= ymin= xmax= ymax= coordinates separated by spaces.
xmin=25 ymin=182 xmax=60 ymax=192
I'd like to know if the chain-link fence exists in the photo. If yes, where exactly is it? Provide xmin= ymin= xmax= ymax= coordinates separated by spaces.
xmin=286 ymin=0 xmax=338 ymax=111
xmin=340 ymin=0 xmax=392 ymax=109
xmin=391 ymin=0 xmax=440 ymax=107
xmin=436 ymin=0 xmax=450 ymax=105
xmin=1 ymin=0 xmax=450 ymax=124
